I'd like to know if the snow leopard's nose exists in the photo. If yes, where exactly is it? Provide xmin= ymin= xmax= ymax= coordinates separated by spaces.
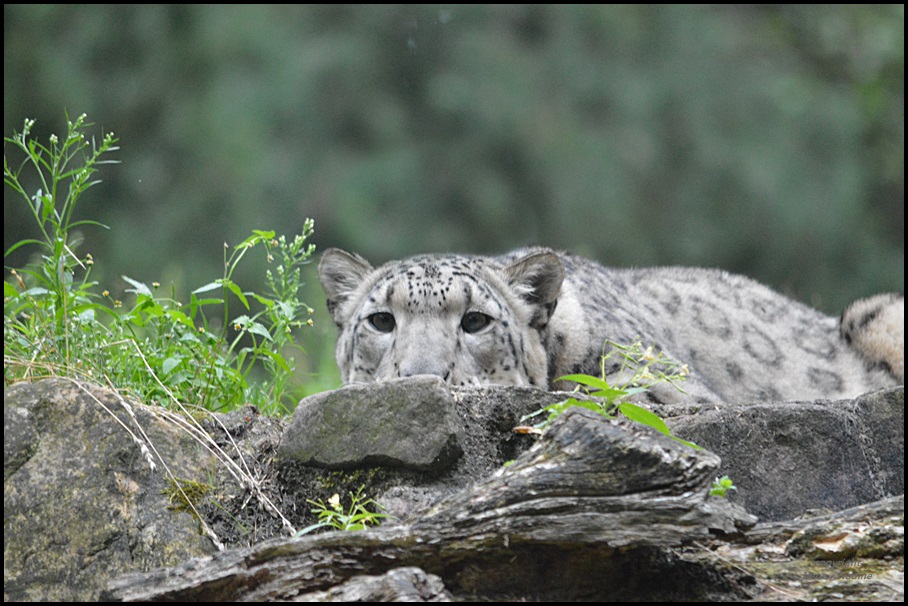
xmin=398 ymin=360 xmax=452 ymax=382
xmin=394 ymin=318 xmax=455 ymax=381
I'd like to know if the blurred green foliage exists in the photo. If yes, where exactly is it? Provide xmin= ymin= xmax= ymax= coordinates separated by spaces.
xmin=4 ymin=5 xmax=904 ymax=389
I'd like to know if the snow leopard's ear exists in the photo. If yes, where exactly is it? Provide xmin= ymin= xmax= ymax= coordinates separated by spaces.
xmin=318 ymin=248 xmax=374 ymax=325
xmin=502 ymin=251 xmax=564 ymax=329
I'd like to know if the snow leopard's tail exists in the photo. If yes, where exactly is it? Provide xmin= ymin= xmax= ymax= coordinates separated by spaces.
xmin=841 ymin=293 xmax=904 ymax=383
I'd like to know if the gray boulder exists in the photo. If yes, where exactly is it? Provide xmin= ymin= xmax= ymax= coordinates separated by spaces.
xmin=4 ymin=378 xmax=217 ymax=601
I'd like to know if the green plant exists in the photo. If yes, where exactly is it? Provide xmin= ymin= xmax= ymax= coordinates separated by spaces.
xmin=182 ymin=223 xmax=317 ymax=413
xmin=710 ymin=475 xmax=737 ymax=498
xmin=4 ymin=113 xmax=118 ymax=368
xmin=296 ymin=485 xmax=390 ymax=536
xmin=4 ymin=114 xmax=317 ymax=414
xmin=521 ymin=339 xmax=700 ymax=449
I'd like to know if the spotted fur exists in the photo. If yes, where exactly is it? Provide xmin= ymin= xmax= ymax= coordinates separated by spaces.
xmin=319 ymin=247 xmax=903 ymax=404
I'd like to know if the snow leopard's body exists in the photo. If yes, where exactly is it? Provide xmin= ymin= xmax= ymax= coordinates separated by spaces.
xmin=318 ymin=247 xmax=903 ymax=405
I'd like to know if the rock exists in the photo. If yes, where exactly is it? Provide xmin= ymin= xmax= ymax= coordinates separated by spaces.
xmin=294 ymin=567 xmax=452 ymax=602
xmin=5 ymin=378 xmax=904 ymax=602
xmin=668 ymin=387 xmax=904 ymax=520
xmin=278 ymin=376 xmax=464 ymax=472
xmin=104 ymin=407 xmax=757 ymax=601
xmin=4 ymin=378 xmax=217 ymax=602
xmin=276 ymin=378 xmax=563 ymax=520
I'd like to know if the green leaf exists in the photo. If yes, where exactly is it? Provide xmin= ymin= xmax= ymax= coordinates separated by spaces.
xmin=122 ymin=275 xmax=153 ymax=297
xmin=5 ymin=238 xmax=44 ymax=257
xmin=561 ymin=398 xmax=604 ymax=415
xmin=590 ymin=387 xmax=630 ymax=400
xmin=162 ymin=356 xmax=183 ymax=376
xmin=275 ymin=300 xmax=295 ymax=320
xmin=618 ymin=402 xmax=672 ymax=435
xmin=24 ymin=286 xmax=50 ymax=297
xmin=236 ymin=230 xmax=274 ymax=250
xmin=165 ymin=308 xmax=195 ymax=329
xmin=76 ymin=308 xmax=96 ymax=323
xmin=245 ymin=321 xmax=273 ymax=341
xmin=221 ymin=279 xmax=249 ymax=309
xmin=192 ymin=281 xmax=222 ymax=294
xmin=619 ymin=403 xmax=701 ymax=449
xmin=258 ymin=348 xmax=291 ymax=372
xmin=250 ymin=293 xmax=275 ymax=308
xmin=294 ymin=522 xmax=332 ymax=537
xmin=189 ymin=295 xmax=224 ymax=311
xmin=557 ymin=373 xmax=612 ymax=391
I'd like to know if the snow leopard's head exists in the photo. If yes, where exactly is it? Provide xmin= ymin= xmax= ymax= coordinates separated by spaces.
xmin=318 ymin=248 xmax=563 ymax=387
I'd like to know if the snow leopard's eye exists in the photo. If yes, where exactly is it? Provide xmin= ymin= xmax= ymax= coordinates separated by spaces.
xmin=461 ymin=311 xmax=492 ymax=334
xmin=367 ymin=312 xmax=396 ymax=333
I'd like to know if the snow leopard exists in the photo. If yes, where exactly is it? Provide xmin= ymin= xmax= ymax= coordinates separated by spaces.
xmin=318 ymin=247 xmax=903 ymax=405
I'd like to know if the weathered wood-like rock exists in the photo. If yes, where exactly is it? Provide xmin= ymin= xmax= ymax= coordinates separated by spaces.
xmin=105 ymin=407 xmax=757 ymax=601
xmin=292 ymin=567 xmax=451 ymax=602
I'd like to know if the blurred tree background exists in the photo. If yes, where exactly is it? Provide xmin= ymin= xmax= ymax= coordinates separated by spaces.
xmin=4 ymin=5 xmax=904 ymax=390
